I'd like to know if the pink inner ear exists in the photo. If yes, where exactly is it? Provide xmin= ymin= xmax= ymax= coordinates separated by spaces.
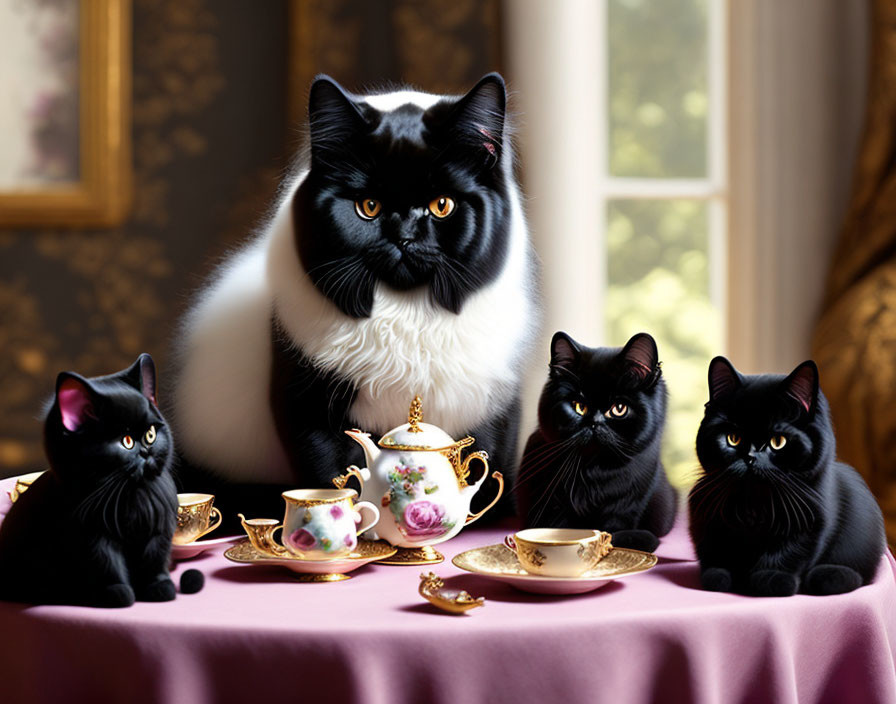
xmin=58 ymin=381 xmax=94 ymax=431
xmin=623 ymin=336 xmax=657 ymax=378
xmin=787 ymin=371 xmax=814 ymax=412
xmin=709 ymin=363 xmax=739 ymax=399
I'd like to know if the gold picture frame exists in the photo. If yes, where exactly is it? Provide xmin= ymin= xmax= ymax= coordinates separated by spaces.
xmin=0 ymin=0 xmax=131 ymax=228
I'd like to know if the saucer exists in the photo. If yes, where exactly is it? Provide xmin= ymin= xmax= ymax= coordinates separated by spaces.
xmin=224 ymin=539 xmax=397 ymax=581
xmin=171 ymin=535 xmax=242 ymax=560
xmin=452 ymin=544 xmax=657 ymax=594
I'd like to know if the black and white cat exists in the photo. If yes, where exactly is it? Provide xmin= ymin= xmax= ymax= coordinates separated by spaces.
xmin=172 ymin=74 xmax=536 ymax=512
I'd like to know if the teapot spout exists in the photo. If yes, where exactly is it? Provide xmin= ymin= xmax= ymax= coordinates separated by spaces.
xmin=345 ymin=428 xmax=380 ymax=468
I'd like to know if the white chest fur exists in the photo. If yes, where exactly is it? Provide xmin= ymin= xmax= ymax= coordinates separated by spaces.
xmin=267 ymin=182 xmax=535 ymax=437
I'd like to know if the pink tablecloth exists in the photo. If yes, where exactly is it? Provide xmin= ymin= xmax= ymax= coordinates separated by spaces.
xmin=0 ymin=476 xmax=895 ymax=704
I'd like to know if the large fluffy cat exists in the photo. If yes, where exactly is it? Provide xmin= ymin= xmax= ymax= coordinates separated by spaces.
xmin=690 ymin=357 xmax=886 ymax=596
xmin=172 ymin=74 xmax=536 ymax=515
xmin=515 ymin=332 xmax=677 ymax=552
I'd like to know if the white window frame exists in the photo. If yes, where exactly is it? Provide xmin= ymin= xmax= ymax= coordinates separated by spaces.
xmin=506 ymin=0 xmax=867 ymax=396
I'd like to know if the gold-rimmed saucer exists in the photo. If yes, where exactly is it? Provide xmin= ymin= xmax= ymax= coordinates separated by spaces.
xmin=224 ymin=539 xmax=396 ymax=582
xmin=452 ymin=544 xmax=657 ymax=594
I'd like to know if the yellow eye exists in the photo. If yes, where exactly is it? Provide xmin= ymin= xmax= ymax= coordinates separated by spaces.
xmin=144 ymin=425 xmax=156 ymax=445
xmin=573 ymin=401 xmax=588 ymax=416
xmin=770 ymin=434 xmax=787 ymax=450
xmin=606 ymin=403 xmax=629 ymax=418
xmin=122 ymin=435 xmax=135 ymax=450
xmin=354 ymin=199 xmax=382 ymax=220
xmin=428 ymin=196 xmax=456 ymax=219
xmin=726 ymin=433 xmax=741 ymax=447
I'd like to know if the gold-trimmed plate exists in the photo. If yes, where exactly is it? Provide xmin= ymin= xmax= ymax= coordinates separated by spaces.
xmin=224 ymin=539 xmax=396 ymax=581
xmin=452 ymin=544 xmax=657 ymax=594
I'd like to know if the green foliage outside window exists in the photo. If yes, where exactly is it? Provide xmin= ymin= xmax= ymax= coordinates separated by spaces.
xmin=606 ymin=0 xmax=718 ymax=487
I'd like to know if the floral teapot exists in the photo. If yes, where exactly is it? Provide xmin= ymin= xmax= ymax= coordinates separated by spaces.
xmin=334 ymin=396 xmax=504 ymax=549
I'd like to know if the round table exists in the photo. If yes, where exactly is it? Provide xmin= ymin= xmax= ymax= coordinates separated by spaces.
xmin=1 ymin=475 xmax=895 ymax=704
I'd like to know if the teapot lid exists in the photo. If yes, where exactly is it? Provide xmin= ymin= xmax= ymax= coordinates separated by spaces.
xmin=378 ymin=396 xmax=457 ymax=451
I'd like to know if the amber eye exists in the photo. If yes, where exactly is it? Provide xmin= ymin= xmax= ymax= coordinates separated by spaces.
xmin=606 ymin=403 xmax=629 ymax=418
xmin=144 ymin=425 xmax=157 ymax=445
xmin=726 ymin=433 xmax=741 ymax=447
xmin=121 ymin=435 xmax=135 ymax=450
xmin=770 ymin=434 xmax=787 ymax=451
xmin=428 ymin=196 xmax=456 ymax=219
xmin=573 ymin=401 xmax=588 ymax=416
xmin=354 ymin=199 xmax=382 ymax=220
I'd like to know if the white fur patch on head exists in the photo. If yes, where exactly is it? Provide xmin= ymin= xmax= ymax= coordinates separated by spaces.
xmin=361 ymin=90 xmax=444 ymax=113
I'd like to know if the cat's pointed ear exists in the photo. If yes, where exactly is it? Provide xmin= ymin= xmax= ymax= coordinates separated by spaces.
xmin=619 ymin=333 xmax=660 ymax=384
xmin=55 ymin=373 xmax=98 ymax=432
xmin=707 ymin=356 xmax=741 ymax=402
xmin=123 ymin=353 xmax=157 ymax=405
xmin=550 ymin=332 xmax=580 ymax=372
xmin=446 ymin=73 xmax=506 ymax=164
xmin=307 ymin=75 xmax=366 ymax=160
xmin=781 ymin=360 xmax=819 ymax=415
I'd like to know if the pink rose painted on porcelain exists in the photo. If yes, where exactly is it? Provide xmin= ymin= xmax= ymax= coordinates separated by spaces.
xmin=287 ymin=528 xmax=316 ymax=551
xmin=402 ymin=500 xmax=448 ymax=538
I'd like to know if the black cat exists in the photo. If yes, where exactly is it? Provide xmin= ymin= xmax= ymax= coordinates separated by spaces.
xmin=0 ymin=355 xmax=201 ymax=607
xmin=515 ymin=332 xmax=677 ymax=552
xmin=689 ymin=357 xmax=886 ymax=596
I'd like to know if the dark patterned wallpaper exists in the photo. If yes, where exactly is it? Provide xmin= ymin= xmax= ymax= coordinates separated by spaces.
xmin=0 ymin=0 xmax=500 ymax=479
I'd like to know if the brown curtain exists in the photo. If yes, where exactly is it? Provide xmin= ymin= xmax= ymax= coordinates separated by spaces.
xmin=812 ymin=0 xmax=896 ymax=543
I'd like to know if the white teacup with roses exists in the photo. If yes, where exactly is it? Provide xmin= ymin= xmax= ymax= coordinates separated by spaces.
xmin=281 ymin=489 xmax=379 ymax=560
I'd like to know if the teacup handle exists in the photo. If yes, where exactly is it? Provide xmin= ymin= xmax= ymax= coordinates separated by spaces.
xmin=352 ymin=500 xmax=380 ymax=536
xmin=195 ymin=507 xmax=223 ymax=540
xmin=503 ymin=534 xmax=517 ymax=552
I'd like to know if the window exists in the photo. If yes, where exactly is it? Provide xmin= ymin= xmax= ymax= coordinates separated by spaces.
xmin=509 ymin=0 xmax=860 ymax=489
xmin=604 ymin=0 xmax=726 ymax=485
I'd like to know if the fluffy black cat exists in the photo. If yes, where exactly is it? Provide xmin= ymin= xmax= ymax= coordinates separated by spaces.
xmin=515 ymin=332 xmax=677 ymax=552
xmin=0 ymin=355 xmax=202 ymax=607
xmin=689 ymin=357 xmax=886 ymax=596
xmin=173 ymin=73 xmax=536 ymax=521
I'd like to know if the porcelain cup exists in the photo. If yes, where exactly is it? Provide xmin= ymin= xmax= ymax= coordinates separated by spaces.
xmin=174 ymin=493 xmax=223 ymax=545
xmin=281 ymin=488 xmax=379 ymax=560
xmin=504 ymin=528 xmax=613 ymax=578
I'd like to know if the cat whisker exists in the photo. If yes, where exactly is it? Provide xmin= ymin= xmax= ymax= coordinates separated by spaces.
xmin=529 ymin=451 xmax=578 ymax=527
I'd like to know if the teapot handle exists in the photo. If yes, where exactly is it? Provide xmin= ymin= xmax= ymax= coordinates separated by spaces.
xmin=465 ymin=471 xmax=504 ymax=526
xmin=333 ymin=465 xmax=366 ymax=492
xmin=460 ymin=450 xmax=490 ymax=485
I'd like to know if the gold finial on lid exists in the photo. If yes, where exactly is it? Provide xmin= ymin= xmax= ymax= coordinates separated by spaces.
xmin=408 ymin=395 xmax=424 ymax=433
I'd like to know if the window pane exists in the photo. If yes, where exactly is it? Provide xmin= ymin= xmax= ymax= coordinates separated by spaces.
xmin=608 ymin=0 xmax=708 ymax=178
xmin=606 ymin=199 xmax=722 ymax=486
